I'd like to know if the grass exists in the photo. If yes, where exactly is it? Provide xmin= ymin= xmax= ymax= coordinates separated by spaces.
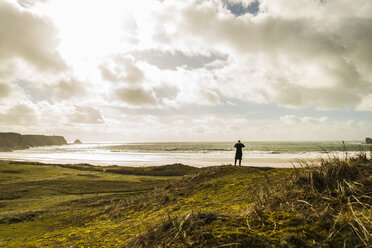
xmin=0 ymin=153 xmax=371 ymax=247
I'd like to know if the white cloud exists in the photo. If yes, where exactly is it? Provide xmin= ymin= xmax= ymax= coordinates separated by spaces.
xmin=357 ymin=95 xmax=372 ymax=112
xmin=280 ymin=115 xmax=330 ymax=125
xmin=100 ymin=55 xmax=144 ymax=84
xmin=0 ymin=1 xmax=66 ymax=73
xmin=17 ymin=0 xmax=48 ymax=8
xmin=139 ymin=0 xmax=372 ymax=110
xmin=1 ymin=0 xmax=372 ymax=142
xmin=0 ymin=81 xmax=32 ymax=110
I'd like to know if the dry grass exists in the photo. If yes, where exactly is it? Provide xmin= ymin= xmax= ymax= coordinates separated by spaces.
xmin=248 ymin=151 xmax=372 ymax=247
xmin=127 ymin=152 xmax=371 ymax=247
xmin=1 ymin=153 xmax=371 ymax=247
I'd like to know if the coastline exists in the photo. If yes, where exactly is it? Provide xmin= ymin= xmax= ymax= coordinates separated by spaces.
xmin=0 ymin=157 xmax=315 ymax=168
xmin=0 ymin=141 xmax=368 ymax=168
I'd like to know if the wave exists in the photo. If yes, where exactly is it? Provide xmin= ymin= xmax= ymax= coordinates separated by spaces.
xmin=6 ymin=142 xmax=370 ymax=158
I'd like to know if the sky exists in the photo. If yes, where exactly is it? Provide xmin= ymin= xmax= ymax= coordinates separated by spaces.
xmin=0 ymin=0 xmax=372 ymax=142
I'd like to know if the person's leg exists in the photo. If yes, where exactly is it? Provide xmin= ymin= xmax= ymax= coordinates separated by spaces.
xmin=234 ymin=159 xmax=237 ymax=166
xmin=239 ymin=159 xmax=242 ymax=166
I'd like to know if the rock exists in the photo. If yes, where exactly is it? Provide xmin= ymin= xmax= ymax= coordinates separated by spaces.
xmin=0 ymin=132 xmax=67 ymax=152
xmin=366 ymin=138 xmax=372 ymax=144
xmin=74 ymin=139 xmax=82 ymax=144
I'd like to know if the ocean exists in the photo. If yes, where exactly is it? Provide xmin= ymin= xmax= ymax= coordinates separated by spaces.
xmin=0 ymin=141 xmax=370 ymax=167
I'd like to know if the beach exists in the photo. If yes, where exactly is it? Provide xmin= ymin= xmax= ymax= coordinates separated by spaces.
xmin=0 ymin=141 xmax=369 ymax=167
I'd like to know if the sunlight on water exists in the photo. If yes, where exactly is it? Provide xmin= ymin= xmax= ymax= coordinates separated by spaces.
xmin=0 ymin=142 xmax=370 ymax=167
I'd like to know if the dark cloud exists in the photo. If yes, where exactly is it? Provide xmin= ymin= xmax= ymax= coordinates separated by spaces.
xmin=0 ymin=104 xmax=37 ymax=125
xmin=52 ymin=79 xmax=87 ymax=100
xmin=0 ymin=1 xmax=66 ymax=72
xmin=0 ymin=82 xmax=11 ymax=99
xmin=271 ymin=82 xmax=362 ymax=110
xmin=115 ymin=87 xmax=157 ymax=106
xmin=179 ymin=7 xmax=343 ymax=59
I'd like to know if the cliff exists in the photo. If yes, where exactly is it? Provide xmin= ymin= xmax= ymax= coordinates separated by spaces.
xmin=366 ymin=137 xmax=372 ymax=144
xmin=0 ymin=132 xmax=67 ymax=152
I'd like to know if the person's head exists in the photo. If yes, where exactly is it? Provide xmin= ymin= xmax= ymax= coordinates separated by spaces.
xmin=238 ymin=140 xmax=241 ymax=143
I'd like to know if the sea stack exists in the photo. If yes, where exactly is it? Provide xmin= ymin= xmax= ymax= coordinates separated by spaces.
xmin=366 ymin=137 xmax=372 ymax=144
xmin=74 ymin=139 xmax=83 ymax=144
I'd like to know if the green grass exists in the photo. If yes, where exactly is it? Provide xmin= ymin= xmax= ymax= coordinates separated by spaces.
xmin=0 ymin=161 xmax=182 ymax=228
xmin=0 ymin=155 xmax=371 ymax=247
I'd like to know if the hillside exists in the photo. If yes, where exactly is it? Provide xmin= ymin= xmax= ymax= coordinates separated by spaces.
xmin=0 ymin=132 xmax=67 ymax=152
xmin=0 ymin=154 xmax=371 ymax=247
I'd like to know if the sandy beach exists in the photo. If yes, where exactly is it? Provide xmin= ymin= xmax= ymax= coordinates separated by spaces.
xmin=0 ymin=141 xmax=365 ymax=168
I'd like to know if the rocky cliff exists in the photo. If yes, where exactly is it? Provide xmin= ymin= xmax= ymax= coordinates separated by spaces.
xmin=0 ymin=132 xmax=67 ymax=152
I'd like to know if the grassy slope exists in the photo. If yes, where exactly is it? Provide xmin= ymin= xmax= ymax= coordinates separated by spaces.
xmin=0 ymin=156 xmax=371 ymax=247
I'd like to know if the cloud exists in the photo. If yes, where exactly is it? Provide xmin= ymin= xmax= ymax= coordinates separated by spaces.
xmin=145 ymin=0 xmax=372 ymax=110
xmin=154 ymin=86 xmax=179 ymax=101
xmin=49 ymin=78 xmax=87 ymax=101
xmin=199 ymin=89 xmax=221 ymax=105
xmin=0 ymin=103 xmax=37 ymax=125
xmin=17 ymin=0 xmax=48 ymax=8
xmin=115 ymin=87 xmax=157 ymax=106
xmin=280 ymin=115 xmax=330 ymax=125
xmin=0 ymin=81 xmax=33 ymax=108
xmin=70 ymin=106 xmax=104 ymax=124
xmin=131 ymin=49 xmax=227 ymax=70
xmin=0 ymin=82 xmax=11 ymax=99
xmin=269 ymin=82 xmax=362 ymax=110
xmin=1 ymin=0 xmax=371 ymax=142
xmin=100 ymin=55 xmax=144 ymax=84
xmin=357 ymin=95 xmax=372 ymax=112
xmin=0 ymin=1 xmax=66 ymax=73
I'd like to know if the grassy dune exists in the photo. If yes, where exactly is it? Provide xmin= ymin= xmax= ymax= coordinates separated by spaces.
xmin=0 ymin=154 xmax=371 ymax=247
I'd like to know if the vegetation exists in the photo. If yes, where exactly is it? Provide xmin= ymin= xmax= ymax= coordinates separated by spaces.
xmin=0 ymin=153 xmax=371 ymax=247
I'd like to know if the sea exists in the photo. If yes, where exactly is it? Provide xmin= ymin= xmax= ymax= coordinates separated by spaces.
xmin=0 ymin=141 xmax=370 ymax=168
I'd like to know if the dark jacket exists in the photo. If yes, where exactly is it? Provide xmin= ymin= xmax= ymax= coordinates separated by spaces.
xmin=234 ymin=143 xmax=245 ymax=159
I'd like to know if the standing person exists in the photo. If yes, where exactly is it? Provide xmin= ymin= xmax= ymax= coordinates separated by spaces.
xmin=234 ymin=140 xmax=245 ymax=166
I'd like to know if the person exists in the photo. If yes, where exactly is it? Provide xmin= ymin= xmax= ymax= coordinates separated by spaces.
xmin=234 ymin=140 xmax=245 ymax=166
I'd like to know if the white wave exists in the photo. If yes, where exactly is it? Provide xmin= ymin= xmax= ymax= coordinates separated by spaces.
xmin=0 ymin=143 xmax=369 ymax=167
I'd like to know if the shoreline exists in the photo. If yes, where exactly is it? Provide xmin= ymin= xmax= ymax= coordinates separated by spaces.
xmin=0 ymin=157 xmax=315 ymax=168
xmin=0 ymin=141 xmax=367 ymax=168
